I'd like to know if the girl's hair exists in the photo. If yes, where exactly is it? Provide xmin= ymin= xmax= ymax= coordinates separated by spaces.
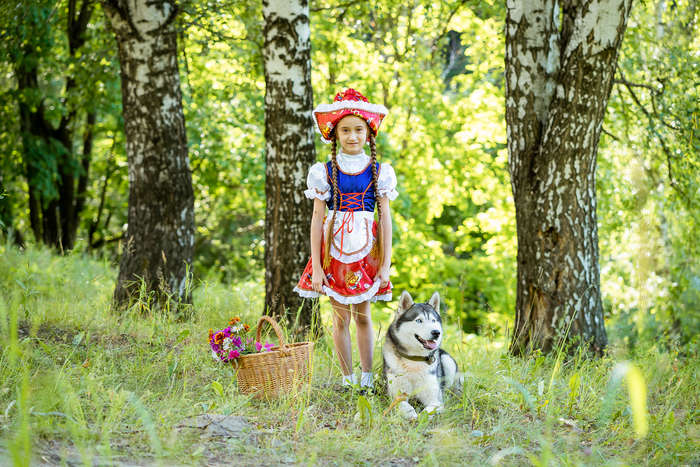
xmin=322 ymin=130 xmax=384 ymax=271
xmin=323 ymin=137 xmax=339 ymax=269
xmin=369 ymin=132 xmax=384 ymax=271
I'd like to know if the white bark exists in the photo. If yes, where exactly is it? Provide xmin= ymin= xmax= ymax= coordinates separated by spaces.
xmin=103 ymin=0 xmax=195 ymax=308
xmin=262 ymin=0 xmax=317 ymax=326
xmin=506 ymin=0 xmax=632 ymax=354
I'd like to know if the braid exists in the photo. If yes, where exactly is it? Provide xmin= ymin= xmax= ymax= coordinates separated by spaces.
xmin=323 ymin=136 xmax=339 ymax=269
xmin=370 ymin=132 xmax=384 ymax=271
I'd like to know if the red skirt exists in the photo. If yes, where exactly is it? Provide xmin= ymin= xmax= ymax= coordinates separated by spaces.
xmin=294 ymin=223 xmax=392 ymax=305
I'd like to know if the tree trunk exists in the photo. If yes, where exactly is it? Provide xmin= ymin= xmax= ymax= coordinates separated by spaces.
xmin=505 ymin=0 xmax=632 ymax=355
xmin=103 ymin=0 xmax=195 ymax=310
xmin=262 ymin=0 xmax=319 ymax=332
xmin=12 ymin=0 xmax=94 ymax=251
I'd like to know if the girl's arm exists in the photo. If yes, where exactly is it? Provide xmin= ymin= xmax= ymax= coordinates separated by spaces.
xmin=310 ymin=198 xmax=329 ymax=292
xmin=376 ymin=196 xmax=392 ymax=287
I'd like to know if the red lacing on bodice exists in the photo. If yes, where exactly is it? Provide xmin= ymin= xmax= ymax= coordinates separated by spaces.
xmin=333 ymin=182 xmax=374 ymax=255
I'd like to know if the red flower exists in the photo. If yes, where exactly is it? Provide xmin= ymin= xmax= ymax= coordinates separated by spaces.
xmin=214 ymin=331 xmax=224 ymax=345
xmin=334 ymin=88 xmax=368 ymax=103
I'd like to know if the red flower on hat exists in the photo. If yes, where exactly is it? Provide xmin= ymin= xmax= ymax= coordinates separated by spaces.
xmin=334 ymin=88 xmax=369 ymax=103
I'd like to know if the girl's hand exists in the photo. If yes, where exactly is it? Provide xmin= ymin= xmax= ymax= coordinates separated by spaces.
xmin=311 ymin=265 xmax=329 ymax=293
xmin=375 ymin=264 xmax=390 ymax=289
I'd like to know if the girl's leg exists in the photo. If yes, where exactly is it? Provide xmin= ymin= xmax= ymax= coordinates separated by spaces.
xmin=330 ymin=297 xmax=353 ymax=378
xmin=352 ymin=300 xmax=374 ymax=374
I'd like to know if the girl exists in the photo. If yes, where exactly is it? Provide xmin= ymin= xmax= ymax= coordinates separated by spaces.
xmin=294 ymin=88 xmax=397 ymax=390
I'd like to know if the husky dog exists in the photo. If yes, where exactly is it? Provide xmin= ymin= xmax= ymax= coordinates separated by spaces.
xmin=383 ymin=291 xmax=459 ymax=419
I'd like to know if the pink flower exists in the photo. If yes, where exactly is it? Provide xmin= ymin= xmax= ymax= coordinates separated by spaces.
xmin=228 ymin=349 xmax=240 ymax=360
xmin=255 ymin=341 xmax=262 ymax=352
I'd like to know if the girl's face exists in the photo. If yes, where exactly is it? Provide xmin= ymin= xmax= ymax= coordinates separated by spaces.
xmin=335 ymin=115 xmax=369 ymax=155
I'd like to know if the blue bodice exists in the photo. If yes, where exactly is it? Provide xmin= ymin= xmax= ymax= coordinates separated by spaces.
xmin=325 ymin=161 xmax=379 ymax=212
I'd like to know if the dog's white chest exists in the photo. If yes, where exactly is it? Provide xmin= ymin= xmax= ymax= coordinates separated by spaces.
xmin=383 ymin=346 xmax=439 ymax=396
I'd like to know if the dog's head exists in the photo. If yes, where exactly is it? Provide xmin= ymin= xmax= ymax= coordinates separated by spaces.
xmin=390 ymin=291 xmax=443 ymax=356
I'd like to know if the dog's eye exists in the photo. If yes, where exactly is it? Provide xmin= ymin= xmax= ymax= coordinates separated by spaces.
xmin=415 ymin=318 xmax=423 ymax=324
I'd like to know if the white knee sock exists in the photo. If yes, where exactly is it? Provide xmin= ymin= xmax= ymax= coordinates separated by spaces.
xmin=342 ymin=373 xmax=357 ymax=386
xmin=360 ymin=372 xmax=373 ymax=388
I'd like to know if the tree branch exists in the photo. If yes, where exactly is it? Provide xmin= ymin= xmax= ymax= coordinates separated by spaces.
xmin=431 ymin=0 xmax=470 ymax=54
xmin=601 ymin=127 xmax=620 ymax=141
xmin=614 ymin=76 xmax=680 ymax=131
xmin=101 ymin=0 xmax=144 ymax=40
xmin=613 ymin=77 xmax=657 ymax=93
xmin=617 ymin=69 xmax=692 ymax=207
xmin=310 ymin=0 xmax=364 ymax=12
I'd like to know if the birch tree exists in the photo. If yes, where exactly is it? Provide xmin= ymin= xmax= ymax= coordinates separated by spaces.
xmin=262 ymin=0 xmax=317 ymax=330
xmin=505 ymin=0 xmax=633 ymax=355
xmin=102 ymin=0 xmax=195 ymax=309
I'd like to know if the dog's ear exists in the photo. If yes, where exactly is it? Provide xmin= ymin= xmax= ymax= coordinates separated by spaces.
xmin=428 ymin=291 xmax=440 ymax=313
xmin=397 ymin=291 xmax=414 ymax=315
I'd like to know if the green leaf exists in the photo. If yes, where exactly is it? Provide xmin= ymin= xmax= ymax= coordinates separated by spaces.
xmin=211 ymin=380 xmax=224 ymax=397
xmin=177 ymin=328 xmax=190 ymax=343
xmin=72 ymin=332 xmax=84 ymax=347
xmin=356 ymin=395 xmax=372 ymax=425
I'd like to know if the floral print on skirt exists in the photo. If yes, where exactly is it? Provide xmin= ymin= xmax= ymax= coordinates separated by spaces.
xmin=294 ymin=221 xmax=392 ymax=304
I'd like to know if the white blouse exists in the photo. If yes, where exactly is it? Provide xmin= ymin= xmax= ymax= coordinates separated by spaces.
xmin=303 ymin=150 xmax=399 ymax=202
xmin=303 ymin=150 xmax=398 ymax=263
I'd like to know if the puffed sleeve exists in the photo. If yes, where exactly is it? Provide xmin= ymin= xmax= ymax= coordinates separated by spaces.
xmin=303 ymin=162 xmax=331 ymax=201
xmin=377 ymin=163 xmax=398 ymax=200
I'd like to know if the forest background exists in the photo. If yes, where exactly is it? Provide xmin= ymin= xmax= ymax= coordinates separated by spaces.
xmin=0 ymin=0 xmax=699 ymax=465
xmin=1 ymin=0 xmax=697 ymax=343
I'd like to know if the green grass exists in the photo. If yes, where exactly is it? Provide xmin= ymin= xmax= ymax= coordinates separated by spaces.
xmin=0 ymin=243 xmax=698 ymax=466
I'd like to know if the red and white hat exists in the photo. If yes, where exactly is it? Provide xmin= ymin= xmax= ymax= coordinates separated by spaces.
xmin=313 ymin=88 xmax=389 ymax=144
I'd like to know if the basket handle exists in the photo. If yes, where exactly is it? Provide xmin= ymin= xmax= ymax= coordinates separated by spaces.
xmin=256 ymin=315 xmax=288 ymax=352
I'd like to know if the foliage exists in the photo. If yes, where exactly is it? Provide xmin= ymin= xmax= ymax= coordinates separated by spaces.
xmin=0 ymin=0 xmax=696 ymax=339
xmin=0 ymin=0 xmax=126 ymax=248
xmin=0 ymin=246 xmax=698 ymax=464
xmin=599 ymin=0 xmax=700 ymax=345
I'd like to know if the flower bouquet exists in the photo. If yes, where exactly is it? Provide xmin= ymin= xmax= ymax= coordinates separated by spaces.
xmin=209 ymin=315 xmax=314 ymax=399
xmin=209 ymin=317 xmax=274 ymax=363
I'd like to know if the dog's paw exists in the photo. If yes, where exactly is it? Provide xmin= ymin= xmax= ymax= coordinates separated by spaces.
xmin=423 ymin=404 xmax=444 ymax=417
xmin=398 ymin=401 xmax=418 ymax=420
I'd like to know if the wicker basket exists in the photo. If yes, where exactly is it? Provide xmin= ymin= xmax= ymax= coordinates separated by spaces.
xmin=235 ymin=316 xmax=314 ymax=399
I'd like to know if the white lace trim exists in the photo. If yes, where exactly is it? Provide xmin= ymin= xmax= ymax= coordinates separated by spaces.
xmin=294 ymin=282 xmax=391 ymax=304
xmin=336 ymin=151 xmax=370 ymax=173
xmin=376 ymin=163 xmax=397 ymax=200
xmin=377 ymin=188 xmax=399 ymax=201
xmin=294 ymin=287 xmax=319 ymax=299
xmin=313 ymin=100 xmax=389 ymax=116
xmin=303 ymin=187 xmax=330 ymax=201
xmin=305 ymin=163 xmax=330 ymax=200
xmin=373 ymin=292 xmax=393 ymax=302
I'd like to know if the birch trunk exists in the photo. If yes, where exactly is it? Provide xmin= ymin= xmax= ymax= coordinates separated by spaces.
xmin=505 ymin=0 xmax=632 ymax=355
xmin=103 ymin=0 xmax=195 ymax=309
xmin=262 ymin=0 xmax=318 ymax=331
